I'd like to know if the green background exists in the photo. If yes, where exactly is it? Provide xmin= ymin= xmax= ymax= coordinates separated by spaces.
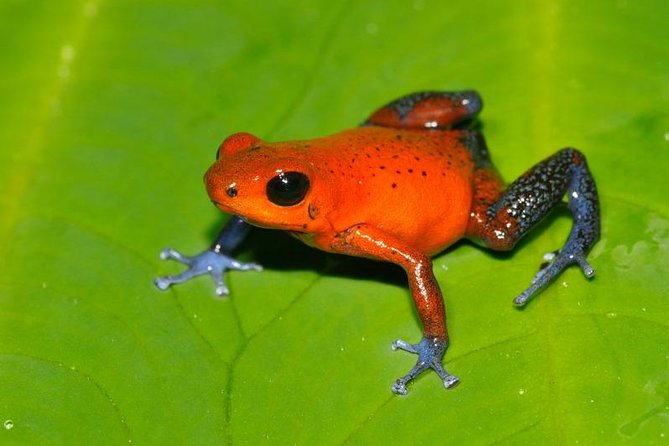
xmin=1 ymin=0 xmax=667 ymax=444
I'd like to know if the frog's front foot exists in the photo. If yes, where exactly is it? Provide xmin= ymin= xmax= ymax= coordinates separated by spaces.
xmin=390 ymin=336 xmax=459 ymax=395
xmin=154 ymin=247 xmax=262 ymax=296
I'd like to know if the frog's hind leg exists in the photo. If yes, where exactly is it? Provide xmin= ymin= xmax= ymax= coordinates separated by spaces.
xmin=363 ymin=90 xmax=482 ymax=129
xmin=466 ymin=148 xmax=600 ymax=306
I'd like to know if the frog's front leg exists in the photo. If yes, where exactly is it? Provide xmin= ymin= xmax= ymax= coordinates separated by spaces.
xmin=467 ymin=148 xmax=600 ymax=306
xmin=331 ymin=224 xmax=459 ymax=395
xmin=155 ymin=215 xmax=262 ymax=296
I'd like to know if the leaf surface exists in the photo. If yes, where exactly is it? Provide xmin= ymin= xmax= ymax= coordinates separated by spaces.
xmin=0 ymin=0 xmax=667 ymax=444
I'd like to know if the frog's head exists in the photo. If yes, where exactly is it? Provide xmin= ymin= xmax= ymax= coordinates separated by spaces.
xmin=205 ymin=132 xmax=330 ymax=232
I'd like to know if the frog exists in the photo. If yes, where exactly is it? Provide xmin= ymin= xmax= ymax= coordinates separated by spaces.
xmin=155 ymin=90 xmax=600 ymax=395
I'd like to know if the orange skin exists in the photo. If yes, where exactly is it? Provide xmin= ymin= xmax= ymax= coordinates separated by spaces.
xmin=205 ymin=125 xmax=503 ymax=341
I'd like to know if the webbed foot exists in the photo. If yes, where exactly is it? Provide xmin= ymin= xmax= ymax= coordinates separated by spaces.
xmin=513 ymin=244 xmax=595 ymax=307
xmin=154 ymin=247 xmax=262 ymax=296
xmin=390 ymin=336 xmax=459 ymax=395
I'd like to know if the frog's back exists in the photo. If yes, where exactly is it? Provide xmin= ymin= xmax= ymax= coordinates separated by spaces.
xmin=307 ymin=126 xmax=476 ymax=255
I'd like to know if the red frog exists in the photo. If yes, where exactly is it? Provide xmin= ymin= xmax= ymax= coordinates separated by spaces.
xmin=156 ymin=91 xmax=600 ymax=395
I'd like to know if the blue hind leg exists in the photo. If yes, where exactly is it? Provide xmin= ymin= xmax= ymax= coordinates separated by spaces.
xmin=467 ymin=148 xmax=600 ymax=306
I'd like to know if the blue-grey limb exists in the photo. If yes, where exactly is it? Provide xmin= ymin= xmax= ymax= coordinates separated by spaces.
xmin=154 ymin=216 xmax=261 ymax=296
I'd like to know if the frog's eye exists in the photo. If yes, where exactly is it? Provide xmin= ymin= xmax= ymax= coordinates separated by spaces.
xmin=266 ymin=172 xmax=310 ymax=207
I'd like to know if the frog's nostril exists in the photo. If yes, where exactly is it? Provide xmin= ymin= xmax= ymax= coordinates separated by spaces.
xmin=226 ymin=186 xmax=238 ymax=198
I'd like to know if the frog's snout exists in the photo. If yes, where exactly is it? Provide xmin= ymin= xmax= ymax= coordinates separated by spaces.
xmin=204 ymin=162 xmax=238 ymax=208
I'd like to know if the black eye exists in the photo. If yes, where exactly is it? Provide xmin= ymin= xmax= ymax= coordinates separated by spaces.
xmin=266 ymin=172 xmax=310 ymax=206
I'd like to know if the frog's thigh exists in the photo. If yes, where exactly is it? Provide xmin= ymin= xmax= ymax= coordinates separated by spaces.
xmin=468 ymin=148 xmax=599 ymax=250
xmin=363 ymin=90 xmax=482 ymax=129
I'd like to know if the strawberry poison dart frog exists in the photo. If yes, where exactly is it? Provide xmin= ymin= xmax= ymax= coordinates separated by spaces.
xmin=155 ymin=91 xmax=600 ymax=395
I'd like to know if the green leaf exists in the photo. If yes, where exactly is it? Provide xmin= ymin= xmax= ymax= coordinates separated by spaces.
xmin=1 ymin=0 xmax=667 ymax=444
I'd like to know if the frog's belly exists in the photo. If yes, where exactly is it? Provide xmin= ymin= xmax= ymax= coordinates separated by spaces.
xmin=376 ymin=186 xmax=472 ymax=255
xmin=331 ymin=172 xmax=473 ymax=255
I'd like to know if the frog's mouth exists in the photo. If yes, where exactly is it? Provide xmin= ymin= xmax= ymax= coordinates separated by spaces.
xmin=210 ymin=200 xmax=224 ymax=209
xmin=210 ymin=199 xmax=237 ymax=217
xmin=209 ymin=198 xmax=310 ymax=232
